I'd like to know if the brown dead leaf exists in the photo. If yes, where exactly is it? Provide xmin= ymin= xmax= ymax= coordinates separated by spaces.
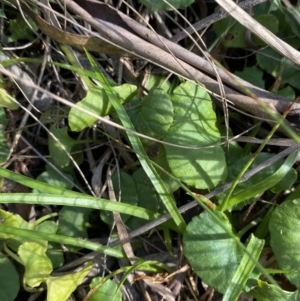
xmin=19 ymin=1 xmax=129 ymax=56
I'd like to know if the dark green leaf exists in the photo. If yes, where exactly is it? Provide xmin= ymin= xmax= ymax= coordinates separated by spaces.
xmin=269 ymin=198 xmax=300 ymax=289
xmin=0 ymin=252 xmax=19 ymax=301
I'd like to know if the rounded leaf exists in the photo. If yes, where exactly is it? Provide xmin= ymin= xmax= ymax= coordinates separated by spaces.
xmin=183 ymin=211 xmax=243 ymax=293
xmin=163 ymin=82 xmax=227 ymax=189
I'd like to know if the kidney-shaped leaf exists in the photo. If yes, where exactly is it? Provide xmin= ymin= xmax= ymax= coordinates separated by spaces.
xmin=183 ymin=211 xmax=243 ymax=293
xmin=269 ymin=198 xmax=300 ymax=289
xmin=163 ymin=81 xmax=227 ymax=189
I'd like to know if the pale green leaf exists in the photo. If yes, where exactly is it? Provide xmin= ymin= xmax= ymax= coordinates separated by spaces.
xmin=0 ymin=87 xmax=19 ymax=110
xmin=139 ymin=74 xmax=171 ymax=93
xmin=163 ymin=81 xmax=227 ymax=189
xmin=69 ymin=85 xmax=136 ymax=132
xmin=0 ymin=252 xmax=19 ymax=301
xmin=18 ymin=242 xmax=53 ymax=287
xmin=68 ymin=88 xmax=107 ymax=131
xmin=183 ymin=211 xmax=243 ymax=293
xmin=47 ymin=261 xmax=93 ymax=301
xmin=87 ymin=277 xmax=122 ymax=301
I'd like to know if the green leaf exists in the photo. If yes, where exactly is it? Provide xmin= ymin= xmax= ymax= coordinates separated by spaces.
xmin=87 ymin=277 xmax=122 ymax=301
xmin=0 ymin=252 xmax=19 ymax=301
xmin=214 ymin=14 xmax=278 ymax=48
xmin=48 ymin=125 xmax=78 ymax=168
xmin=269 ymin=198 xmax=300 ymax=289
xmin=69 ymin=85 xmax=136 ymax=132
xmin=34 ymin=167 xmax=74 ymax=192
xmin=183 ymin=211 xmax=243 ymax=293
xmin=47 ymin=261 xmax=93 ymax=301
xmin=277 ymin=86 xmax=295 ymax=99
xmin=8 ymin=16 xmax=38 ymax=42
xmin=138 ymin=74 xmax=171 ymax=93
xmin=0 ymin=9 xmax=6 ymax=18
xmin=0 ymin=107 xmax=9 ymax=163
xmin=223 ymin=235 xmax=264 ymax=301
xmin=84 ymin=50 xmax=185 ymax=232
xmin=153 ymin=146 xmax=180 ymax=193
xmin=58 ymin=206 xmax=92 ymax=240
xmin=138 ymin=0 xmax=194 ymax=11
xmin=18 ymin=242 xmax=53 ymax=287
xmin=251 ymin=280 xmax=300 ymax=300
xmin=235 ymin=66 xmax=264 ymax=89
xmin=68 ymin=88 xmax=107 ymax=131
xmin=251 ymin=15 xmax=278 ymax=47
xmin=112 ymin=84 xmax=137 ymax=104
xmin=257 ymin=47 xmax=300 ymax=89
xmin=0 ymin=209 xmax=38 ymax=250
xmin=36 ymin=221 xmax=64 ymax=269
xmin=128 ymin=88 xmax=174 ymax=146
xmin=126 ymin=181 xmax=160 ymax=230
xmin=163 ymin=81 xmax=227 ymax=189
xmin=0 ymin=87 xmax=19 ymax=110
xmin=100 ymin=171 xmax=139 ymax=225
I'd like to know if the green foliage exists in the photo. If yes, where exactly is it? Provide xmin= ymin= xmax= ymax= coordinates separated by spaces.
xmin=183 ymin=211 xmax=243 ymax=293
xmin=0 ymin=106 xmax=9 ymax=163
xmin=68 ymin=84 xmax=136 ymax=131
xmin=100 ymin=171 xmax=139 ymax=224
xmin=127 ymin=88 xmax=174 ymax=146
xmin=2 ymin=1 xmax=300 ymax=299
xmin=251 ymin=280 xmax=300 ymax=300
xmin=87 ymin=277 xmax=122 ymax=301
xmin=8 ymin=15 xmax=38 ymax=42
xmin=163 ymin=81 xmax=227 ymax=189
xmin=18 ymin=242 xmax=53 ymax=287
xmin=0 ymin=253 xmax=19 ymax=301
xmin=46 ymin=262 xmax=93 ymax=301
xmin=138 ymin=0 xmax=194 ymax=11
xmin=0 ymin=87 xmax=19 ymax=110
xmin=269 ymin=199 xmax=300 ymax=289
